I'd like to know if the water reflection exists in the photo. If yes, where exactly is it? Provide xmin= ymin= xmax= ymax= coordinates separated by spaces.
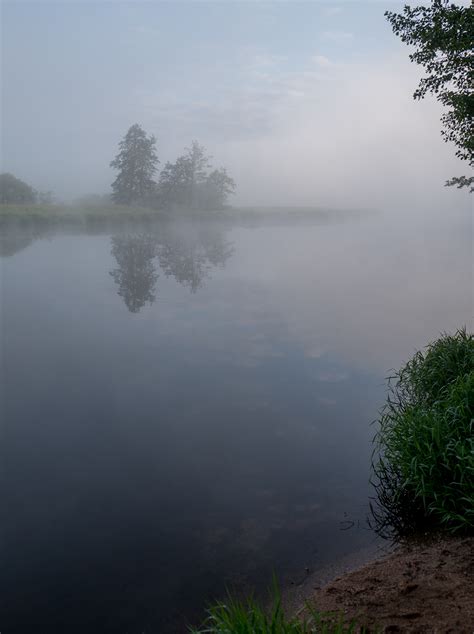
xmin=0 ymin=218 xmax=52 ymax=257
xmin=0 ymin=216 xmax=234 ymax=312
xmin=109 ymin=234 xmax=159 ymax=313
xmin=2 ymin=211 xmax=470 ymax=633
xmin=157 ymin=223 xmax=234 ymax=293
xmin=109 ymin=223 xmax=234 ymax=311
xmin=0 ymin=209 xmax=354 ymax=259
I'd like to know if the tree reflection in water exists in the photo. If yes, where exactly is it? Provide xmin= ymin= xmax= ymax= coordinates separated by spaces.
xmin=157 ymin=223 xmax=234 ymax=293
xmin=109 ymin=234 xmax=159 ymax=313
xmin=0 ymin=218 xmax=52 ymax=257
xmin=110 ymin=222 xmax=234 ymax=312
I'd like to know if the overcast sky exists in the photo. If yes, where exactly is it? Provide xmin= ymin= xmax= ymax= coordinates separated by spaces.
xmin=1 ymin=0 xmax=471 ymax=210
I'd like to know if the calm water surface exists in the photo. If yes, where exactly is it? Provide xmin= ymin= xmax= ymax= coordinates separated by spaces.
xmin=1 ymin=211 xmax=471 ymax=632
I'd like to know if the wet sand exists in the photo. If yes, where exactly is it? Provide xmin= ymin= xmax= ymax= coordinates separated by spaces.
xmin=291 ymin=535 xmax=474 ymax=632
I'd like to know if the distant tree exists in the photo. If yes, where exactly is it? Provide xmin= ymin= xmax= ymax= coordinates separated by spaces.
xmin=185 ymin=141 xmax=212 ymax=208
xmin=110 ymin=124 xmax=159 ymax=205
xmin=157 ymin=156 xmax=191 ymax=208
xmin=157 ymin=142 xmax=235 ymax=209
xmin=385 ymin=1 xmax=473 ymax=191
xmin=37 ymin=190 xmax=54 ymax=205
xmin=0 ymin=173 xmax=37 ymax=204
xmin=203 ymin=168 xmax=236 ymax=209
xmin=158 ymin=141 xmax=211 ymax=209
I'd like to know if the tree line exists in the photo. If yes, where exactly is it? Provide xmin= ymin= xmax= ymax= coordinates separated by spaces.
xmin=1 ymin=0 xmax=472 ymax=206
xmin=0 ymin=124 xmax=235 ymax=210
xmin=110 ymin=124 xmax=236 ymax=209
xmin=0 ymin=173 xmax=54 ymax=205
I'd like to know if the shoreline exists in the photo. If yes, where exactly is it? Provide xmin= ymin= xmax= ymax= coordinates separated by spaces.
xmin=292 ymin=534 xmax=474 ymax=631
xmin=281 ymin=538 xmax=392 ymax=615
xmin=0 ymin=203 xmax=372 ymax=223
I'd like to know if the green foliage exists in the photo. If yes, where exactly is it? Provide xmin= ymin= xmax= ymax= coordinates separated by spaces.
xmin=385 ymin=1 xmax=473 ymax=190
xmin=0 ymin=204 xmax=57 ymax=217
xmin=204 ymin=168 xmax=236 ymax=209
xmin=158 ymin=141 xmax=235 ymax=210
xmin=110 ymin=124 xmax=159 ymax=205
xmin=158 ymin=141 xmax=211 ymax=209
xmin=191 ymin=584 xmax=364 ymax=633
xmin=0 ymin=203 xmax=163 ymax=220
xmin=372 ymin=328 xmax=474 ymax=537
xmin=0 ymin=173 xmax=38 ymax=204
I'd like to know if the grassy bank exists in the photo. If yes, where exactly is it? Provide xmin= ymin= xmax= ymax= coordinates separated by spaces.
xmin=371 ymin=328 xmax=474 ymax=537
xmin=0 ymin=203 xmax=371 ymax=223
xmin=0 ymin=203 xmax=168 ymax=221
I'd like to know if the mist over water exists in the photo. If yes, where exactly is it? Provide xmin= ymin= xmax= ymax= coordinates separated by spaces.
xmin=2 ymin=1 xmax=472 ymax=210
xmin=1 ymin=0 xmax=473 ymax=632
xmin=1 ymin=208 xmax=471 ymax=632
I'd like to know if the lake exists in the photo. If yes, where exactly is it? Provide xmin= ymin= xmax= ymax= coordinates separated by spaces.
xmin=0 ymin=209 xmax=471 ymax=633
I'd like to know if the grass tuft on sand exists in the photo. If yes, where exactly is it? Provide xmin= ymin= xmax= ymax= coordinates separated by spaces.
xmin=190 ymin=583 xmax=365 ymax=633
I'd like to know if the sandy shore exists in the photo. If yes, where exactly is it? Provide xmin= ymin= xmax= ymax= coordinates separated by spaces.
xmin=289 ymin=535 xmax=474 ymax=632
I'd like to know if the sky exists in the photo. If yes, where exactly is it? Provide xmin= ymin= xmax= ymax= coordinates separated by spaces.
xmin=1 ymin=0 xmax=472 ymax=210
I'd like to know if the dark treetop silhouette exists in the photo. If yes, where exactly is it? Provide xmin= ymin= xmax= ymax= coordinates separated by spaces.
xmin=110 ymin=124 xmax=159 ymax=205
xmin=385 ymin=0 xmax=474 ymax=191
xmin=157 ymin=141 xmax=236 ymax=210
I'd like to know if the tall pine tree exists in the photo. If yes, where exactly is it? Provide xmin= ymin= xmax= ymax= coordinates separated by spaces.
xmin=110 ymin=124 xmax=159 ymax=205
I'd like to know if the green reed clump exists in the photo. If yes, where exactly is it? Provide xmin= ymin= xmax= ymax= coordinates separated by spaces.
xmin=372 ymin=328 xmax=474 ymax=537
xmin=191 ymin=585 xmax=363 ymax=633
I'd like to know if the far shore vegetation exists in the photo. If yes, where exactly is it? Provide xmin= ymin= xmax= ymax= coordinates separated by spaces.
xmin=0 ymin=201 xmax=370 ymax=225
xmin=1 ymin=125 xmax=237 ymax=216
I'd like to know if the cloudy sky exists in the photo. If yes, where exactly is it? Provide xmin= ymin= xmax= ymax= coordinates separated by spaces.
xmin=1 ymin=0 xmax=471 ymax=209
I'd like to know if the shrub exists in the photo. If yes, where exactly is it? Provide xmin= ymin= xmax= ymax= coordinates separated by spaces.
xmin=190 ymin=584 xmax=363 ymax=633
xmin=371 ymin=328 xmax=474 ymax=537
xmin=0 ymin=173 xmax=37 ymax=204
